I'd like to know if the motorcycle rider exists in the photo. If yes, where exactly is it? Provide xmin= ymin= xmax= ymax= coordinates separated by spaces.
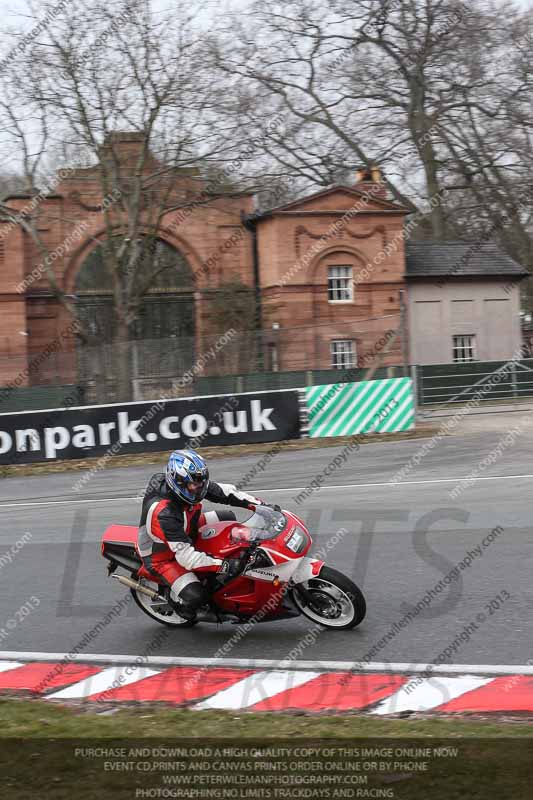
xmin=137 ymin=449 xmax=280 ymax=620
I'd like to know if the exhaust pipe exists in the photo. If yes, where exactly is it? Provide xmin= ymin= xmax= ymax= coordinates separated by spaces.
xmin=112 ymin=574 xmax=162 ymax=600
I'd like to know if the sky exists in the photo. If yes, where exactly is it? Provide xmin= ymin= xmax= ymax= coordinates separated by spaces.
xmin=0 ymin=0 xmax=243 ymax=48
xmin=0 ymin=0 xmax=531 ymax=178
xmin=1 ymin=0 xmax=532 ymax=55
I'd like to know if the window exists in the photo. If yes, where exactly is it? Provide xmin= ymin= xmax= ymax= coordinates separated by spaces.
xmin=453 ymin=335 xmax=476 ymax=363
xmin=331 ymin=340 xmax=356 ymax=369
xmin=328 ymin=265 xmax=353 ymax=302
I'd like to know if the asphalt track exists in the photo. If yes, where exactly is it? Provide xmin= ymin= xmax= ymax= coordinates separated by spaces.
xmin=1 ymin=410 xmax=532 ymax=667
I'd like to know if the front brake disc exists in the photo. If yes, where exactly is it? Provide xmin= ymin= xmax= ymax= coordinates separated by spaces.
xmin=150 ymin=600 xmax=174 ymax=616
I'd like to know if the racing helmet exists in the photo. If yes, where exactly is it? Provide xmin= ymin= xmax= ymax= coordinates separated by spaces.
xmin=166 ymin=449 xmax=209 ymax=505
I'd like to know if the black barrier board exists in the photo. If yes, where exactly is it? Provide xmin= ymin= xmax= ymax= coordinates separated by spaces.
xmin=0 ymin=737 xmax=531 ymax=799
xmin=0 ymin=391 xmax=301 ymax=464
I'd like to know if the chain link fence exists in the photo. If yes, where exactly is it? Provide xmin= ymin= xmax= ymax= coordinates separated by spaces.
xmin=0 ymin=316 xmax=404 ymax=411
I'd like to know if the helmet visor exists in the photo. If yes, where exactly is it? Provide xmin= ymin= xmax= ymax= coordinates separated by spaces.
xmin=181 ymin=472 xmax=208 ymax=502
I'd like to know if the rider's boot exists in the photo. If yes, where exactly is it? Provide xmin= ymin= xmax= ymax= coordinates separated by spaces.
xmin=170 ymin=578 xmax=209 ymax=621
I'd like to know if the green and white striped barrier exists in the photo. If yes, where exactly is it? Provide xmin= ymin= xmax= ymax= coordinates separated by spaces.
xmin=305 ymin=377 xmax=415 ymax=438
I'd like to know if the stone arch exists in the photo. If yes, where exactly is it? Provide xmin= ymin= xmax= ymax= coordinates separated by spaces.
xmin=64 ymin=226 xmax=201 ymax=396
xmin=63 ymin=223 xmax=203 ymax=295
xmin=307 ymin=243 xmax=368 ymax=287
xmin=69 ymin=232 xmax=195 ymax=340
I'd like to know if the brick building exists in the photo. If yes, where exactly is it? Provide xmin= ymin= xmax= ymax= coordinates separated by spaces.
xmin=252 ymin=175 xmax=409 ymax=373
xmin=0 ymin=136 xmax=527 ymax=393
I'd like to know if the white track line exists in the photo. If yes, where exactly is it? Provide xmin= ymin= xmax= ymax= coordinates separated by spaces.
xmin=0 ymin=661 xmax=24 ymax=673
xmin=3 ymin=472 xmax=533 ymax=508
xmin=371 ymin=675 xmax=493 ymax=715
xmin=195 ymin=670 xmax=320 ymax=710
xmin=0 ymin=497 xmax=141 ymax=508
xmin=46 ymin=666 xmax=160 ymax=699
xmin=269 ymin=474 xmax=533 ymax=491
xmin=2 ymin=653 xmax=533 ymax=676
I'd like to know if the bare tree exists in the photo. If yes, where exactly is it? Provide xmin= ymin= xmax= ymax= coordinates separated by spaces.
xmin=0 ymin=174 xmax=28 ymax=200
xmin=0 ymin=0 xmax=261 ymax=398
xmin=213 ymin=0 xmax=533 ymax=251
xmin=433 ymin=2 xmax=533 ymax=295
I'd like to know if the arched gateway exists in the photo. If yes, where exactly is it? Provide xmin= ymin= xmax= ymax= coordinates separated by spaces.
xmin=0 ymin=130 xmax=256 ymax=394
xmin=75 ymin=237 xmax=194 ymax=340
xmin=74 ymin=236 xmax=196 ymax=397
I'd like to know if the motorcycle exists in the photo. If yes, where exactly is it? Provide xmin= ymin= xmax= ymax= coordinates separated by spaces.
xmin=101 ymin=506 xmax=366 ymax=631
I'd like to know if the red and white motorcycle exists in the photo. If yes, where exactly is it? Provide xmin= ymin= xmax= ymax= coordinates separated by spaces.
xmin=101 ymin=506 xmax=366 ymax=631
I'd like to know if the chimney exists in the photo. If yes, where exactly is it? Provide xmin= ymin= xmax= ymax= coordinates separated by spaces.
xmin=100 ymin=131 xmax=148 ymax=169
xmin=355 ymin=165 xmax=387 ymax=199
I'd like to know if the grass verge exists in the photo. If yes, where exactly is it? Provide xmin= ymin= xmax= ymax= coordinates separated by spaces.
xmin=0 ymin=425 xmax=438 ymax=479
xmin=1 ymin=697 xmax=532 ymax=738
xmin=0 ymin=700 xmax=531 ymax=799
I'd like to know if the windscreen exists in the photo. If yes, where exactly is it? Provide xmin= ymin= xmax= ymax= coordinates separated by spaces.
xmin=238 ymin=505 xmax=288 ymax=541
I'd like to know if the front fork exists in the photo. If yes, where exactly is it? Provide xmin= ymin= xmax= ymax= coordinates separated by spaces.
xmin=291 ymin=580 xmax=317 ymax=611
xmin=290 ymin=558 xmax=325 ymax=612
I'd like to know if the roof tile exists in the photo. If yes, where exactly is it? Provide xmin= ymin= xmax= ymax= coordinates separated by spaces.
xmin=405 ymin=240 xmax=528 ymax=278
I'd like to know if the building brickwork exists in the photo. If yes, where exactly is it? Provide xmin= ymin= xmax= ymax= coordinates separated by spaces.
xmin=0 ymin=141 xmax=256 ymax=386
xmin=255 ymin=185 xmax=408 ymax=370
xmin=0 ymin=141 xmax=409 ymax=388
xmin=7 ymin=139 xmax=523 ymax=389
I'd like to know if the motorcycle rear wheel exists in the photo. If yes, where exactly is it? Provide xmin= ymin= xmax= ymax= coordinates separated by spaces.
xmin=130 ymin=579 xmax=197 ymax=628
xmin=291 ymin=566 xmax=366 ymax=630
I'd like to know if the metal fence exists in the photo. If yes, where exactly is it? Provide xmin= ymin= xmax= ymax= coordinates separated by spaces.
xmin=416 ymin=359 xmax=533 ymax=406
xmin=2 ymin=354 xmax=533 ymax=414
xmin=0 ymin=316 xmax=405 ymax=409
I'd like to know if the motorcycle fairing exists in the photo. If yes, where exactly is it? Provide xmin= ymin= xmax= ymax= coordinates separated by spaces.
xmin=244 ymin=556 xmax=324 ymax=584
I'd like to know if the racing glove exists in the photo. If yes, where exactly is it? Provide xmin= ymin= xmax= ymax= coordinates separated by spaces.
xmin=260 ymin=502 xmax=282 ymax=513
xmin=217 ymin=556 xmax=248 ymax=581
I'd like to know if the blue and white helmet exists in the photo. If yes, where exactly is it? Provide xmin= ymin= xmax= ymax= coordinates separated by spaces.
xmin=166 ymin=450 xmax=209 ymax=505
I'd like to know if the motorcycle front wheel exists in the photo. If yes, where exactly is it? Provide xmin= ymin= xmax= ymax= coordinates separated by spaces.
xmin=291 ymin=566 xmax=366 ymax=630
